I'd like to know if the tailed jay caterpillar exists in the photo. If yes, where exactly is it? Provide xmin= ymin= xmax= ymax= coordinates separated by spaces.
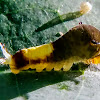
xmin=0 ymin=24 xmax=100 ymax=74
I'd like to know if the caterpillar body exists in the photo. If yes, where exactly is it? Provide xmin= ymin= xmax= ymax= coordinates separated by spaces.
xmin=0 ymin=24 xmax=100 ymax=74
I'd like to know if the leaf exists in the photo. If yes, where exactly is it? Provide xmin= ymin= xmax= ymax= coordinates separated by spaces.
xmin=0 ymin=0 xmax=100 ymax=100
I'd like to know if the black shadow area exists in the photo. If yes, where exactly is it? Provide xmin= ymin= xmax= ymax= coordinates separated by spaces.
xmin=0 ymin=63 xmax=87 ymax=100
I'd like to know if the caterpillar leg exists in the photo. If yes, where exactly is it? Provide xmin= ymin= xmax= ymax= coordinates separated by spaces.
xmin=46 ymin=63 xmax=55 ymax=71
xmin=35 ymin=63 xmax=48 ymax=72
xmin=63 ymin=62 xmax=73 ymax=71
xmin=0 ymin=43 xmax=12 ymax=64
xmin=54 ymin=61 xmax=65 ymax=71
xmin=46 ymin=61 xmax=65 ymax=71
xmin=10 ymin=68 xmax=20 ymax=74
xmin=46 ymin=60 xmax=73 ymax=72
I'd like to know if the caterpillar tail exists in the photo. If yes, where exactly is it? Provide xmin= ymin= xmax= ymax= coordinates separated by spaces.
xmin=0 ymin=43 xmax=12 ymax=65
xmin=0 ymin=43 xmax=19 ymax=73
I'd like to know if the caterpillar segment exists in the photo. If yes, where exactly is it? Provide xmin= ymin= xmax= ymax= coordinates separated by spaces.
xmin=1 ymin=24 xmax=100 ymax=74
xmin=0 ymin=43 xmax=75 ymax=74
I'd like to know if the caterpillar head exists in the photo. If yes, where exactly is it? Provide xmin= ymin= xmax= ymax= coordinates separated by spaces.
xmin=66 ymin=24 xmax=100 ymax=60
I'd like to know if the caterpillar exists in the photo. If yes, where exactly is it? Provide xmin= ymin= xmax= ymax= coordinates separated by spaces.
xmin=0 ymin=24 xmax=100 ymax=74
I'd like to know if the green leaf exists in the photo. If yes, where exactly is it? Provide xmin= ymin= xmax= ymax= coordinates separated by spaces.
xmin=0 ymin=0 xmax=100 ymax=100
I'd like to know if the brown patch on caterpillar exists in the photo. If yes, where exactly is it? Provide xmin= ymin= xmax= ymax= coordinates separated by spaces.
xmin=12 ymin=50 xmax=29 ymax=69
xmin=52 ymin=39 xmax=71 ymax=62
xmin=30 ymin=58 xmax=46 ymax=64
xmin=30 ymin=54 xmax=52 ymax=64
xmin=30 ymin=59 xmax=41 ymax=64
